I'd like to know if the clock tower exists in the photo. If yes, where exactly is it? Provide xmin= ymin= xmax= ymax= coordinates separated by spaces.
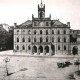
xmin=38 ymin=0 xmax=45 ymax=18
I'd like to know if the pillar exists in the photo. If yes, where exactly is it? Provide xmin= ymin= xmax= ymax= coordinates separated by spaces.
xmin=49 ymin=45 xmax=51 ymax=56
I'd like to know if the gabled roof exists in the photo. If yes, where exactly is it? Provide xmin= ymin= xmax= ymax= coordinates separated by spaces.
xmin=20 ymin=20 xmax=32 ymax=26
xmin=52 ymin=20 xmax=67 ymax=26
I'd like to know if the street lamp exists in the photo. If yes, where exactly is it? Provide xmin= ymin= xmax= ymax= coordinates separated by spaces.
xmin=3 ymin=57 xmax=10 ymax=76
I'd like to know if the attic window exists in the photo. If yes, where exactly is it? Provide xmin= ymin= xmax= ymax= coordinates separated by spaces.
xmin=46 ymin=22 xmax=49 ymax=26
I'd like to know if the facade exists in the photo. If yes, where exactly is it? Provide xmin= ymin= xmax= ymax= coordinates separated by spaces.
xmin=14 ymin=1 xmax=80 ymax=55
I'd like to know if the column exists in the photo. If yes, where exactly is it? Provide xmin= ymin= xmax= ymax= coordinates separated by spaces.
xmin=49 ymin=45 xmax=51 ymax=56
xmin=31 ymin=45 xmax=33 ymax=55
xmin=43 ymin=45 xmax=46 ymax=55
xmin=37 ymin=45 xmax=40 ymax=55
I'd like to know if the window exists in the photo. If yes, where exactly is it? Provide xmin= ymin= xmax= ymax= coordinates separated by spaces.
xmin=63 ymin=30 xmax=66 ymax=34
xmin=64 ymin=46 xmax=66 ymax=50
xmin=40 ymin=37 xmax=43 ymax=43
xmin=28 ymin=37 xmax=31 ymax=42
xmin=34 ymin=22 xmax=37 ymax=26
xmin=64 ymin=37 xmax=66 ymax=42
xmin=46 ymin=22 xmax=49 ymax=26
xmin=40 ymin=30 xmax=42 ymax=34
xmin=52 ymin=37 xmax=54 ymax=42
xmin=22 ymin=45 xmax=25 ymax=50
xmin=58 ymin=46 xmax=60 ymax=50
xmin=22 ymin=37 xmax=25 ymax=42
xmin=34 ymin=30 xmax=36 ymax=34
xmin=28 ymin=45 xmax=31 ymax=50
xmin=57 ymin=30 xmax=60 ymax=34
xmin=46 ymin=30 xmax=48 ymax=34
xmin=17 ymin=30 xmax=19 ymax=34
xmin=28 ymin=30 xmax=31 ymax=34
xmin=52 ymin=30 xmax=54 ymax=34
xmin=34 ymin=38 xmax=36 ymax=42
xmin=58 ymin=37 xmax=60 ymax=42
xmin=46 ymin=37 xmax=48 ymax=42
xmin=17 ymin=37 xmax=19 ymax=42
xmin=17 ymin=45 xmax=19 ymax=50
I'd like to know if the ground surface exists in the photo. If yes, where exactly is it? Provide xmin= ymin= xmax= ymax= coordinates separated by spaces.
xmin=0 ymin=50 xmax=80 ymax=80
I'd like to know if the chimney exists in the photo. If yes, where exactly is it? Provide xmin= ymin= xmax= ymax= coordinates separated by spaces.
xmin=67 ymin=22 xmax=70 ymax=27
xmin=14 ymin=23 xmax=17 ymax=28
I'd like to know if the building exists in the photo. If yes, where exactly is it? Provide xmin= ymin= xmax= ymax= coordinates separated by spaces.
xmin=0 ymin=24 xmax=13 ymax=51
xmin=14 ymin=1 xmax=80 ymax=55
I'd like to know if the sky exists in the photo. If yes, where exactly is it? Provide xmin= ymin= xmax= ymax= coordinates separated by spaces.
xmin=0 ymin=0 xmax=80 ymax=29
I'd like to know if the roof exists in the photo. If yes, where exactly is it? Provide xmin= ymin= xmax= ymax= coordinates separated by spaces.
xmin=20 ymin=20 xmax=32 ymax=26
xmin=15 ymin=19 xmax=68 ymax=29
xmin=52 ymin=20 xmax=67 ymax=27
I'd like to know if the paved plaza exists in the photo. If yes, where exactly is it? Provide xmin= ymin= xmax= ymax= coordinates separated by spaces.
xmin=0 ymin=50 xmax=80 ymax=80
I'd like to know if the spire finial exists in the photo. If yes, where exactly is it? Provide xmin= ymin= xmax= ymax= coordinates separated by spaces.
xmin=41 ymin=0 xmax=42 ymax=8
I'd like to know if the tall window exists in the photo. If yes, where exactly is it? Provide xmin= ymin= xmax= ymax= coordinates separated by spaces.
xmin=22 ymin=45 xmax=25 ymax=50
xmin=34 ymin=22 xmax=37 ymax=26
xmin=46 ymin=30 xmax=48 ymax=34
xmin=57 ymin=30 xmax=60 ymax=34
xmin=34 ymin=37 xmax=36 ymax=42
xmin=64 ymin=37 xmax=66 ymax=42
xmin=17 ymin=37 xmax=19 ymax=42
xmin=46 ymin=22 xmax=49 ymax=26
xmin=58 ymin=45 xmax=60 ymax=50
xmin=52 ymin=37 xmax=54 ymax=42
xmin=17 ymin=45 xmax=19 ymax=50
xmin=46 ymin=37 xmax=48 ymax=42
xmin=52 ymin=30 xmax=54 ymax=34
xmin=64 ymin=46 xmax=66 ymax=50
xmin=28 ymin=30 xmax=31 ymax=34
xmin=34 ymin=30 xmax=36 ymax=34
xmin=17 ymin=30 xmax=19 ymax=34
xmin=63 ymin=30 xmax=66 ymax=34
xmin=58 ymin=37 xmax=60 ymax=42
xmin=22 ymin=37 xmax=25 ymax=42
xmin=23 ymin=30 xmax=25 ymax=34
xmin=40 ymin=37 xmax=43 ymax=43
xmin=28 ymin=37 xmax=31 ymax=42
xmin=40 ymin=30 xmax=42 ymax=34
xmin=28 ymin=45 xmax=31 ymax=50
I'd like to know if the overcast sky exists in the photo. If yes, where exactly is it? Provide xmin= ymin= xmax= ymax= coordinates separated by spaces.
xmin=0 ymin=0 xmax=80 ymax=29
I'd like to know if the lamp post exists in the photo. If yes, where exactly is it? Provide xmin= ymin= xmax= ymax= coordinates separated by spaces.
xmin=3 ymin=57 xmax=10 ymax=76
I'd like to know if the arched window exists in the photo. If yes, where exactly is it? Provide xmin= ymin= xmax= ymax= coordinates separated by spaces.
xmin=34 ymin=37 xmax=36 ymax=42
xmin=22 ymin=45 xmax=25 ymax=50
xmin=52 ymin=37 xmax=54 ymax=42
xmin=28 ymin=37 xmax=31 ymax=42
xmin=17 ymin=45 xmax=19 ymax=50
xmin=52 ymin=30 xmax=54 ymax=34
xmin=40 ymin=37 xmax=43 ymax=43
xmin=46 ymin=30 xmax=48 ymax=34
xmin=58 ymin=45 xmax=60 ymax=50
xmin=58 ymin=37 xmax=60 ymax=42
xmin=63 ymin=30 xmax=66 ymax=34
xmin=64 ymin=46 xmax=66 ymax=50
xmin=28 ymin=30 xmax=31 ymax=34
xmin=28 ymin=45 xmax=31 ymax=50
xmin=40 ymin=30 xmax=42 ymax=34
xmin=64 ymin=37 xmax=66 ymax=42
xmin=57 ymin=30 xmax=60 ymax=34
xmin=46 ymin=37 xmax=48 ymax=42
xmin=17 ymin=37 xmax=19 ymax=42
xmin=22 ymin=37 xmax=25 ymax=42
xmin=34 ymin=30 xmax=36 ymax=34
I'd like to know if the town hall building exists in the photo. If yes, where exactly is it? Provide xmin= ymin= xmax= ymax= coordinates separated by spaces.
xmin=13 ymin=1 xmax=80 ymax=55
